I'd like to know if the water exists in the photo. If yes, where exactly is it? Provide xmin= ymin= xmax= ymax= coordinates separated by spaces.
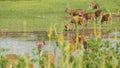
xmin=1 ymin=31 xmax=120 ymax=55
xmin=0 ymin=38 xmax=36 ymax=56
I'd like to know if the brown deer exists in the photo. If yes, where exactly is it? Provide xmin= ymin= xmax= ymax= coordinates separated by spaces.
xmin=65 ymin=7 xmax=85 ymax=16
xmin=83 ymin=12 xmax=95 ymax=22
xmin=69 ymin=34 xmax=88 ymax=52
xmin=65 ymin=16 xmax=86 ymax=31
xmin=94 ymin=10 xmax=103 ymax=22
xmin=95 ymin=9 xmax=103 ymax=18
xmin=101 ymin=14 xmax=111 ymax=24
xmin=89 ymin=2 xmax=100 ymax=9
xmin=35 ymin=41 xmax=45 ymax=51
xmin=41 ymin=52 xmax=55 ymax=64
xmin=5 ymin=54 xmax=34 ymax=68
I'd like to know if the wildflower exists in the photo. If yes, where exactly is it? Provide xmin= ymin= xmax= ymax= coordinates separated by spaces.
xmin=58 ymin=33 xmax=64 ymax=46
xmin=47 ymin=26 xmax=53 ymax=39
xmin=114 ymin=34 xmax=117 ymax=44
xmin=23 ymin=21 xmax=27 ymax=27
xmin=114 ymin=29 xmax=117 ymax=44
xmin=112 ymin=56 xmax=118 ymax=68
xmin=65 ymin=42 xmax=71 ymax=54
xmin=112 ymin=64 xmax=117 ymax=68
xmin=75 ymin=33 xmax=79 ymax=45
xmin=93 ymin=22 xmax=98 ymax=37
xmin=23 ymin=21 xmax=27 ymax=36
xmin=23 ymin=21 xmax=27 ymax=31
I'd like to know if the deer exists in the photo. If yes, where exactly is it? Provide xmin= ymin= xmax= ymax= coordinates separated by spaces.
xmin=83 ymin=12 xmax=95 ymax=23
xmin=69 ymin=34 xmax=88 ymax=52
xmin=89 ymin=2 xmax=100 ymax=9
xmin=101 ymin=14 xmax=111 ymax=24
xmin=41 ymin=52 xmax=55 ymax=64
xmin=95 ymin=10 xmax=103 ymax=18
xmin=65 ymin=16 xmax=87 ymax=31
xmin=5 ymin=54 xmax=34 ymax=68
xmin=65 ymin=7 xmax=85 ymax=16
xmin=35 ymin=41 xmax=45 ymax=51
xmin=83 ymin=10 xmax=103 ymax=23
xmin=94 ymin=9 xmax=103 ymax=22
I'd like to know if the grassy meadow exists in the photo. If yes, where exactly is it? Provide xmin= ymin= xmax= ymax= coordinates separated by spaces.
xmin=0 ymin=0 xmax=120 ymax=32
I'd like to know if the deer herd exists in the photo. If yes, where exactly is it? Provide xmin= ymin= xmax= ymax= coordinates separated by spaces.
xmin=65 ymin=2 xmax=111 ymax=31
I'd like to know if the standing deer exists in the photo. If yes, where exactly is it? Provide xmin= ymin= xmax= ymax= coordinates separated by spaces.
xmin=101 ymin=14 xmax=111 ymax=24
xmin=83 ymin=12 xmax=95 ymax=23
xmin=89 ymin=2 xmax=100 ymax=9
xmin=65 ymin=7 xmax=85 ymax=16
xmin=95 ymin=10 xmax=103 ymax=18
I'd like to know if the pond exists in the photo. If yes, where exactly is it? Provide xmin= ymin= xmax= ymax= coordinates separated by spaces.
xmin=1 ymin=31 xmax=120 ymax=54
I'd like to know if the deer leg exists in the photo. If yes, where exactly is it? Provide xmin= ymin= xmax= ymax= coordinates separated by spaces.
xmin=95 ymin=17 xmax=98 ymax=23
xmin=93 ymin=17 xmax=95 ymax=23
xmin=73 ymin=23 xmax=78 ymax=31
xmin=106 ymin=21 xmax=107 ymax=24
xmin=65 ymin=22 xmax=70 ymax=31
xmin=72 ymin=24 xmax=76 ymax=31
xmin=72 ymin=24 xmax=75 ymax=31
xmin=75 ymin=23 xmax=78 ymax=31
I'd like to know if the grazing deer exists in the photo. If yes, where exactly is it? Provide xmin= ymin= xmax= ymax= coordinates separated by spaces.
xmin=65 ymin=7 xmax=85 ymax=16
xmin=89 ymin=2 xmax=100 ymax=9
xmin=101 ymin=14 xmax=111 ymax=24
xmin=65 ymin=16 xmax=86 ymax=31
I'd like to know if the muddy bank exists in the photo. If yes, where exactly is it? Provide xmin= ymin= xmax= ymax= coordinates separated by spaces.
xmin=0 ymin=29 xmax=117 ymax=39
xmin=0 ymin=29 xmax=105 ymax=35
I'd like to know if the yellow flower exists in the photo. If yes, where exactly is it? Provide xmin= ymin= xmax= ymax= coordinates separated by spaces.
xmin=48 ymin=26 xmax=53 ymax=39
xmin=93 ymin=23 xmax=97 ymax=37
xmin=112 ymin=56 xmax=118 ymax=68
xmin=65 ymin=42 xmax=71 ymax=54
xmin=23 ymin=21 xmax=27 ymax=36
xmin=114 ymin=34 xmax=117 ymax=44
xmin=58 ymin=33 xmax=64 ymax=46
xmin=114 ymin=29 xmax=117 ymax=44
xmin=23 ymin=21 xmax=27 ymax=31
xmin=112 ymin=64 xmax=117 ymax=68
xmin=23 ymin=21 xmax=27 ymax=27
xmin=75 ymin=33 xmax=79 ymax=45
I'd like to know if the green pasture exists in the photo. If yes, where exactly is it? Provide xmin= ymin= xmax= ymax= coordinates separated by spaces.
xmin=0 ymin=0 xmax=120 ymax=32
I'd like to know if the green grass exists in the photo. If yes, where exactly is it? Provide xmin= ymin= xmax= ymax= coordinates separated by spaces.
xmin=0 ymin=0 xmax=120 ymax=32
